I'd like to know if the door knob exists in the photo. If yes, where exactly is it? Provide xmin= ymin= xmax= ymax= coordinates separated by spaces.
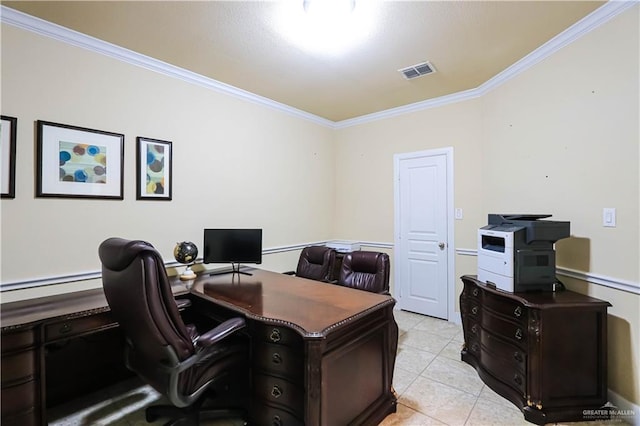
xmin=438 ymin=242 xmax=445 ymax=250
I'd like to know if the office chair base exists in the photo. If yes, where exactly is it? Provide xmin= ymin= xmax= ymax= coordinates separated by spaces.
xmin=145 ymin=403 xmax=246 ymax=426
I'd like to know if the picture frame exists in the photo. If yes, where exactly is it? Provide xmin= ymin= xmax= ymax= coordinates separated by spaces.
xmin=1 ymin=115 xmax=17 ymax=198
xmin=36 ymin=120 xmax=124 ymax=199
xmin=136 ymin=136 xmax=172 ymax=201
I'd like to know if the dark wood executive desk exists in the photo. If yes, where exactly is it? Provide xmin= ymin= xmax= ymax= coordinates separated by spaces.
xmin=1 ymin=268 xmax=398 ymax=426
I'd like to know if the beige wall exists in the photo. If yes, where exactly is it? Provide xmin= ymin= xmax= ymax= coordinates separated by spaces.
xmin=0 ymin=24 xmax=336 ymax=300
xmin=333 ymin=6 xmax=639 ymax=405
xmin=1 ymin=3 xmax=638 ymax=408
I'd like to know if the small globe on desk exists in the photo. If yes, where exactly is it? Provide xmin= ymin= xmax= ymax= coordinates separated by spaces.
xmin=174 ymin=241 xmax=198 ymax=280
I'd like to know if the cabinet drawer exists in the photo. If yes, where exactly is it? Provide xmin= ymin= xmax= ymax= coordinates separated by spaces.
xmin=1 ymin=328 xmax=36 ymax=353
xmin=44 ymin=312 xmax=116 ymax=342
xmin=482 ymin=310 xmax=527 ymax=347
xmin=463 ymin=282 xmax=482 ymax=300
xmin=1 ymin=379 xmax=37 ymax=416
xmin=483 ymin=292 xmax=526 ymax=323
xmin=254 ymin=343 xmax=304 ymax=383
xmin=254 ymin=374 xmax=304 ymax=414
xmin=480 ymin=344 xmax=526 ymax=396
xmin=481 ymin=330 xmax=526 ymax=374
xmin=252 ymin=402 xmax=304 ymax=426
xmin=1 ymin=350 xmax=36 ymax=385
xmin=253 ymin=324 xmax=302 ymax=347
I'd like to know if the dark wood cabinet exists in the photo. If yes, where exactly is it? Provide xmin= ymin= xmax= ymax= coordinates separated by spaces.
xmin=460 ymin=275 xmax=610 ymax=425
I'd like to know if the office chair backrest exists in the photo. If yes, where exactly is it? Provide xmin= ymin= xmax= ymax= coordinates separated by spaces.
xmin=338 ymin=251 xmax=390 ymax=294
xmin=99 ymin=237 xmax=194 ymax=393
xmin=296 ymin=246 xmax=336 ymax=281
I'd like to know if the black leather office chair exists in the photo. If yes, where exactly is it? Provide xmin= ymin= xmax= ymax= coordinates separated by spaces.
xmin=337 ymin=251 xmax=390 ymax=294
xmin=98 ymin=237 xmax=249 ymax=425
xmin=284 ymin=245 xmax=336 ymax=282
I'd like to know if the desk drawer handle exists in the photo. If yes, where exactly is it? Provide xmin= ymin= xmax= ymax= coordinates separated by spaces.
xmin=515 ymin=328 xmax=523 ymax=340
xmin=514 ymin=351 xmax=523 ymax=362
xmin=471 ymin=306 xmax=478 ymax=315
xmin=59 ymin=323 xmax=72 ymax=334
xmin=472 ymin=288 xmax=479 ymax=297
xmin=471 ymin=324 xmax=478 ymax=334
xmin=271 ymin=385 xmax=283 ymax=399
xmin=272 ymin=415 xmax=282 ymax=426
xmin=270 ymin=329 xmax=281 ymax=343
xmin=272 ymin=353 xmax=282 ymax=364
xmin=514 ymin=306 xmax=523 ymax=318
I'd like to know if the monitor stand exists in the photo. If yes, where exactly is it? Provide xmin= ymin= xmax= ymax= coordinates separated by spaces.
xmin=207 ymin=263 xmax=253 ymax=277
xmin=231 ymin=263 xmax=253 ymax=276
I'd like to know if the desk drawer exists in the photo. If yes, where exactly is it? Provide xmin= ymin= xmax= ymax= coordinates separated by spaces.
xmin=253 ymin=324 xmax=302 ymax=347
xmin=45 ymin=312 xmax=116 ymax=342
xmin=254 ymin=374 xmax=304 ymax=414
xmin=1 ymin=350 xmax=36 ymax=386
xmin=252 ymin=402 xmax=304 ymax=426
xmin=254 ymin=343 xmax=304 ymax=383
xmin=1 ymin=328 xmax=36 ymax=354
xmin=1 ymin=379 xmax=38 ymax=418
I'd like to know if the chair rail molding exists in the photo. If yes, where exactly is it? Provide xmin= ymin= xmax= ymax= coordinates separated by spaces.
xmin=0 ymin=240 xmax=391 ymax=292
xmin=455 ymin=247 xmax=640 ymax=295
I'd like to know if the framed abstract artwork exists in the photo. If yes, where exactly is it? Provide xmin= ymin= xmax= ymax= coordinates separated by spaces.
xmin=1 ymin=115 xmax=17 ymax=198
xmin=136 ymin=136 xmax=172 ymax=200
xmin=36 ymin=120 xmax=124 ymax=199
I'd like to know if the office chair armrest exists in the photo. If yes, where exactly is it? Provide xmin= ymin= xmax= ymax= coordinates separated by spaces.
xmin=196 ymin=317 xmax=246 ymax=349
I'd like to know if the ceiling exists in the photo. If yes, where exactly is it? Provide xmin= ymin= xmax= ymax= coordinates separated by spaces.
xmin=3 ymin=1 xmax=606 ymax=122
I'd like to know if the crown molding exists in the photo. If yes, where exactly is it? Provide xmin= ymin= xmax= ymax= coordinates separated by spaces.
xmin=334 ymin=0 xmax=638 ymax=128
xmin=1 ymin=1 xmax=636 ymax=130
xmin=0 ymin=6 xmax=335 ymax=128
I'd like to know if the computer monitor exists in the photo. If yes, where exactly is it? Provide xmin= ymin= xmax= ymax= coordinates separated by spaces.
xmin=203 ymin=228 xmax=262 ymax=275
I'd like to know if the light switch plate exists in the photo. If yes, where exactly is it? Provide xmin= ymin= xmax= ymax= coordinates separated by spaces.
xmin=455 ymin=208 xmax=463 ymax=220
xmin=603 ymin=208 xmax=616 ymax=227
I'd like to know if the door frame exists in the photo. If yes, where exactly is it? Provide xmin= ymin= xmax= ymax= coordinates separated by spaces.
xmin=393 ymin=147 xmax=456 ymax=322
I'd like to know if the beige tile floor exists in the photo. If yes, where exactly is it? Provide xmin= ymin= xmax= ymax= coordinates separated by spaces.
xmin=49 ymin=310 xmax=624 ymax=426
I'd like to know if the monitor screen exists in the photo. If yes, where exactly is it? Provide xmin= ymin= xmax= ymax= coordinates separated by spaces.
xmin=203 ymin=229 xmax=262 ymax=265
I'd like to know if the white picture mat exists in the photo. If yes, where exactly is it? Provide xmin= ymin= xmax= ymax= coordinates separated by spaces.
xmin=0 ymin=118 xmax=13 ymax=194
xmin=40 ymin=124 xmax=123 ymax=197
xmin=138 ymin=139 xmax=171 ymax=198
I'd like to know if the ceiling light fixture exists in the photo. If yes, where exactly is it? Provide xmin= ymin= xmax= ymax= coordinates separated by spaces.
xmin=273 ymin=0 xmax=377 ymax=56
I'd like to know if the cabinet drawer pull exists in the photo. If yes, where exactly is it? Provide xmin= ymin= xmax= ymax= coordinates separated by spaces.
xmin=271 ymin=385 xmax=283 ymax=398
xmin=269 ymin=329 xmax=281 ymax=343
xmin=514 ymin=351 xmax=523 ymax=362
xmin=514 ymin=374 xmax=523 ymax=385
xmin=273 ymin=415 xmax=282 ymax=426
xmin=272 ymin=352 xmax=282 ymax=364
xmin=515 ymin=328 xmax=523 ymax=340
xmin=471 ymin=343 xmax=479 ymax=353
xmin=471 ymin=324 xmax=478 ymax=334
xmin=472 ymin=288 xmax=479 ymax=297
xmin=514 ymin=306 xmax=523 ymax=318
xmin=471 ymin=306 xmax=478 ymax=315
xmin=59 ymin=323 xmax=72 ymax=334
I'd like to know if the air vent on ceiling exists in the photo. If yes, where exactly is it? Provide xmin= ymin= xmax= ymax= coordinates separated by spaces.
xmin=399 ymin=61 xmax=436 ymax=80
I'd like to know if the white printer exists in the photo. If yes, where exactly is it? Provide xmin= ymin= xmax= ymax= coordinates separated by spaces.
xmin=477 ymin=214 xmax=570 ymax=292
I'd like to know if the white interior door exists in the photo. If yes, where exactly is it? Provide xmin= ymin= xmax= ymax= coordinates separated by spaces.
xmin=394 ymin=148 xmax=452 ymax=320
